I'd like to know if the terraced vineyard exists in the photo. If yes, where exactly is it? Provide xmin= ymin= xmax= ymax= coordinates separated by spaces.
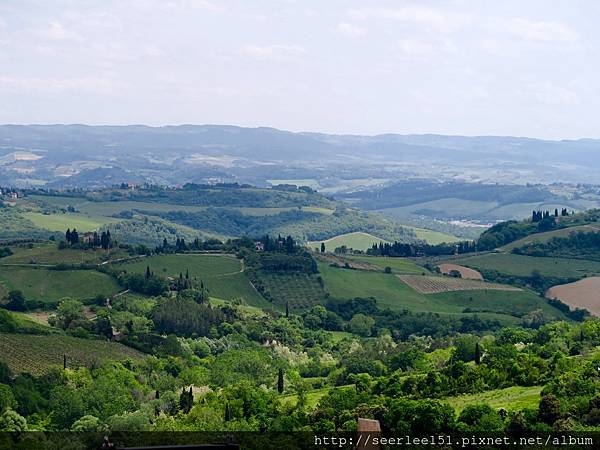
xmin=0 ymin=333 xmax=145 ymax=375
xmin=397 ymin=275 xmax=521 ymax=294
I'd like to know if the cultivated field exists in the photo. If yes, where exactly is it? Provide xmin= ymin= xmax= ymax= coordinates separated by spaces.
xmin=446 ymin=386 xmax=542 ymax=413
xmin=454 ymin=253 xmax=600 ymax=279
xmin=0 ymin=333 xmax=145 ymax=375
xmin=308 ymin=232 xmax=387 ymax=252
xmin=317 ymin=262 xmax=558 ymax=321
xmin=546 ymin=277 xmax=600 ymax=316
xmin=398 ymin=275 xmax=521 ymax=294
xmin=257 ymin=272 xmax=325 ymax=311
xmin=437 ymin=263 xmax=483 ymax=280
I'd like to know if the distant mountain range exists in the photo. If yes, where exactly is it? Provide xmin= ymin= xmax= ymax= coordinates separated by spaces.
xmin=1 ymin=124 xmax=600 ymax=187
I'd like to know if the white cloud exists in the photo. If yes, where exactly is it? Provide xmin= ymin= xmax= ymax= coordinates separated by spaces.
xmin=336 ymin=22 xmax=366 ymax=37
xmin=241 ymin=44 xmax=306 ymax=61
xmin=508 ymin=18 xmax=577 ymax=43
xmin=37 ymin=21 xmax=83 ymax=42
xmin=397 ymin=39 xmax=435 ymax=58
xmin=142 ymin=46 xmax=166 ymax=57
xmin=348 ymin=6 xmax=471 ymax=32
xmin=397 ymin=37 xmax=457 ymax=59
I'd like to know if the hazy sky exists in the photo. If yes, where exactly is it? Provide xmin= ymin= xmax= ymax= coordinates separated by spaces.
xmin=1 ymin=0 xmax=599 ymax=138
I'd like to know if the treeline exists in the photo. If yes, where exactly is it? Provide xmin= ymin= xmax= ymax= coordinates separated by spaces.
xmin=367 ymin=240 xmax=477 ymax=257
xmin=155 ymin=236 xmax=226 ymax=253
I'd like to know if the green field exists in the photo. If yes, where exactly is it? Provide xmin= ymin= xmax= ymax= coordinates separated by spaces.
xmin=318 ymin=262 xmax=563 ymax=321
xmin=0 ymin=333 xmax=145 ymax=375
xmin=404 ymin=225 xmax=461 ymax=244
xmin=346 ymin=255 xmax=429 ymax=274
xmin=116 ymin=254 xmax=270 ymax=308
xmin=0 ymin=267 xmax=120 ymax=302
xmin=256 ymin=271 xmax=326 ymax=311
xmin=309 ymin=232 xmax=388 ymax=252
xmin=23 ymin=212 xmax=117 ymax=232
xmin=454 ymin=253 xmax=600 ymax=278
xmin=446 ymin=385 xmax=542 ymax=413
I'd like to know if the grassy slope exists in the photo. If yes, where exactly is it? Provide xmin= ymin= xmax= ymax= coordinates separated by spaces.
xmin=308 ymin=232 xmax=388 ymax=252
xmin=23 ymin=212 xmax=118 ymax=232
xmin=317 ymin=262 xmax=562 ymax=322
xmin=501 ymin=224 xmax=600 ymax=251
xmin=454 ymin=253 xmax=600 ymax=278
xmin=115 ymin=254 xmax=270 ymax=309
xmin=446 ymin=385 xmax=542 ymax=413
xmin=0 ymin=333 xmax=145 ymax=375
xmin=3 ymin=311 xmax=57 ymax=334
xmin=0 ymin=267 xmax=120 ymax=302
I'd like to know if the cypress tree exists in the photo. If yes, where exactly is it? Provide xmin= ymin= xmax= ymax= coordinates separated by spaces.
xmin=277 ymin=368 xmax=284 ymax=394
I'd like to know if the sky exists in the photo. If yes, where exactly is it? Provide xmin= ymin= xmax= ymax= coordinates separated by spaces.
xmin=1 ymin=0 xmax=599 ymax=139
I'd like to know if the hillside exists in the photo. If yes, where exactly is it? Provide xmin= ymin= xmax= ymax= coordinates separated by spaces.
xmin=1 ymin=185 xmax=421 ymax=246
